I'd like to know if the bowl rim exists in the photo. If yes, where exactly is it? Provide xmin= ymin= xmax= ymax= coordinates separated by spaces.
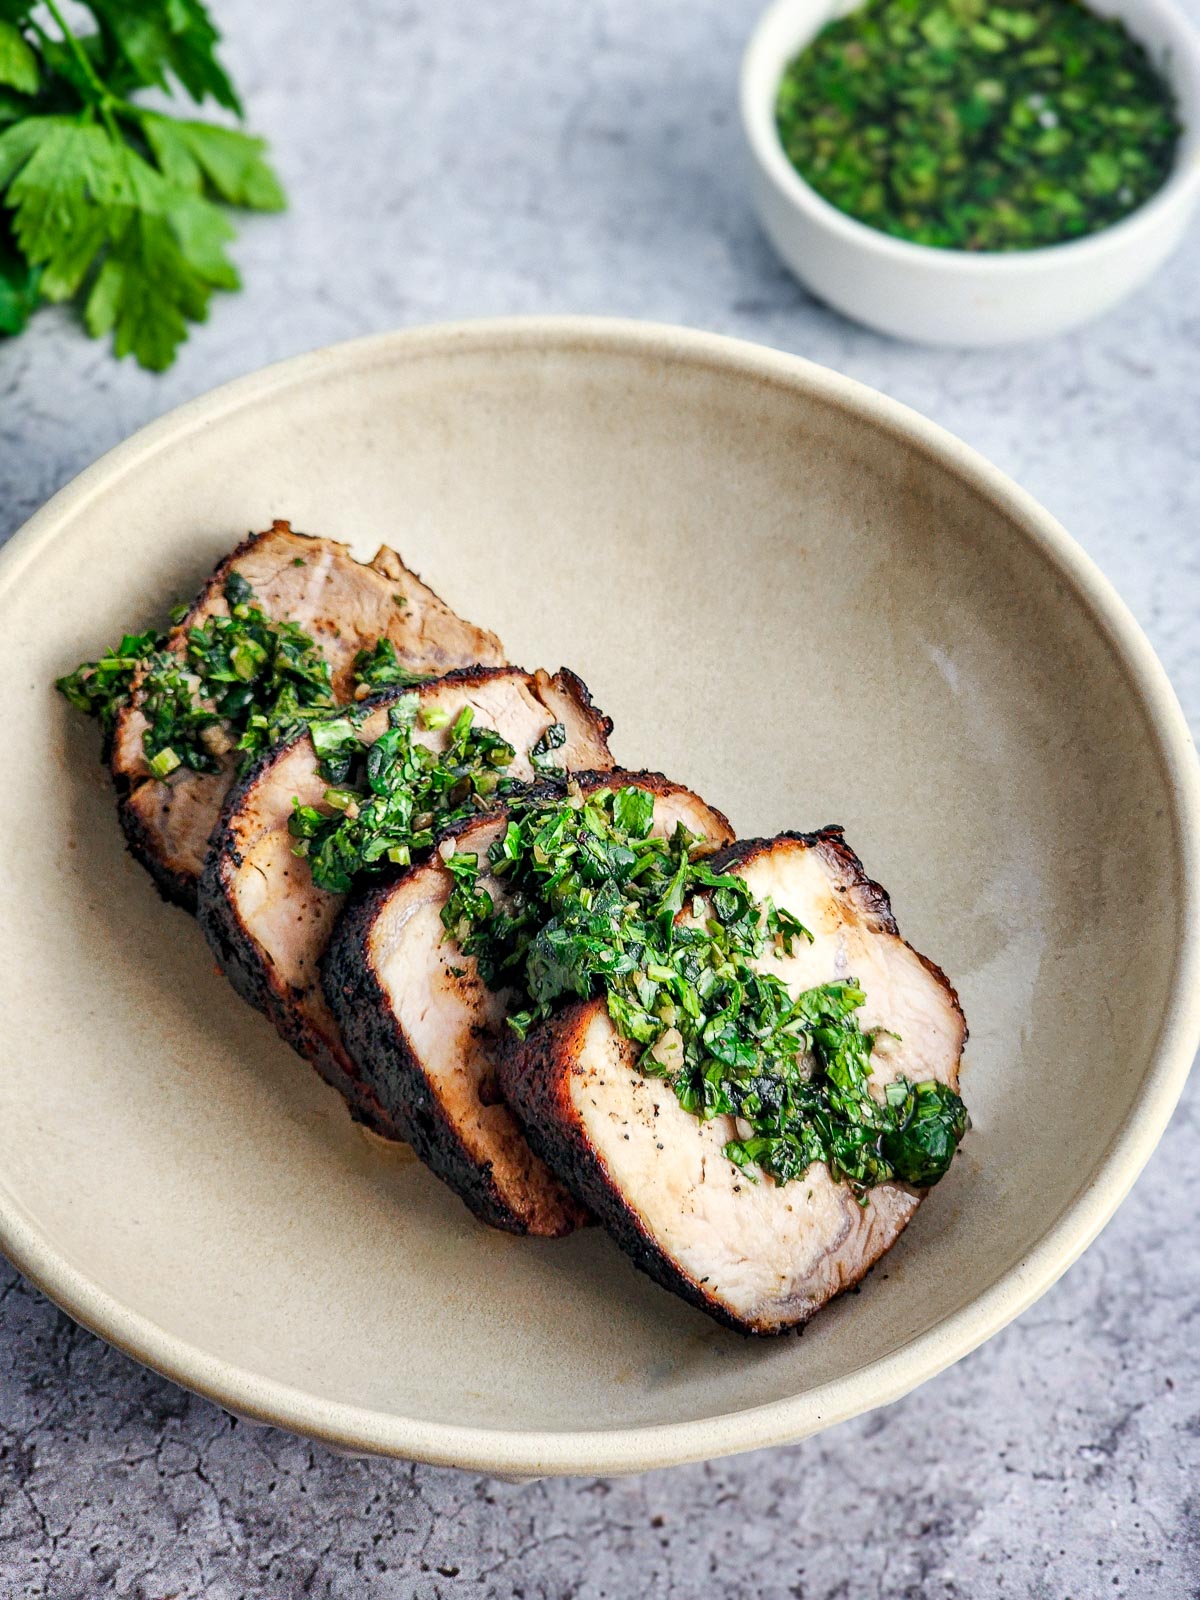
xmin=1 ymin=315 xmax=1197 ymax=1477
xmin=740 ymin=0 xmax=1200 ymax=274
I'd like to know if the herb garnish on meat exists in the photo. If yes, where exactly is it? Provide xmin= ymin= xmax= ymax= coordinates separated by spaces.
xmin=351 ymin=638 xmax=431 ymax=695
xmin=290 ymin=697 xmax=518 ymax=895
xmin=139 ymin=572 xmax=339 ymax=776
xmin=56 ymin=627 xmax=162 ymax=734
xmin=57 ymin=572 xmax=436 ymax=780
xmin=444 ymin=784 xmax=967 ymax=1194
xmin=58 ymin=572 xmax=339 ymax=778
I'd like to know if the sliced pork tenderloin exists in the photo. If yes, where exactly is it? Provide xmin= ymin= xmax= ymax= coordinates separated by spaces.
xmin=198 ymin=668 xmax=614 ymax=1141
xmin=112 ymin=520 xmax=504 ymax=908
xmin=496 ymin=829 xmax=966 ymax=1329
xmin=323 ymin=772 xmax=735 ymax=1235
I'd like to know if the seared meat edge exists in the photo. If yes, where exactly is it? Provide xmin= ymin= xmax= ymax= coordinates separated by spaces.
xmin=111 ymin=520 xmax=506 ymax=909
xmin=322 ymin=770 xmax=734 ymax=1234
xmin=496 ymin=827 xmax=966 ymax=1333
xmin=198 ymin=669 xmax=616 ymax=1144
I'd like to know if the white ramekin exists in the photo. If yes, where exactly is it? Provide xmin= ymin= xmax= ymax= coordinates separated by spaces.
xmin=741 ymin=0 xmax=1200 ymax=344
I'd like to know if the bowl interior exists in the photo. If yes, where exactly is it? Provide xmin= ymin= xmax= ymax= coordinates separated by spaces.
xmin=0 ymin=325 xmax=1190 ymax=1469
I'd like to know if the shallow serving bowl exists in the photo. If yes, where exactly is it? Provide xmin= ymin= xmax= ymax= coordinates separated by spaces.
xmin=0 ymin=318 xmax=1196 ymax=1476
xmin=741 ymin=0 xmax=1200 ymax=345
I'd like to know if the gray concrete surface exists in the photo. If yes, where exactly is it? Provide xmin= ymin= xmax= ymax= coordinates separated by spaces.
xmin=1 ymin=2 xmax=1197 ymax=1595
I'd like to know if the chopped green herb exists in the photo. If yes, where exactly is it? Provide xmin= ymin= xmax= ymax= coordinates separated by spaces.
xmin=147 ymin=744 xmax=181 ymax=779
xmin=134 ymin=574 xmax=337 ymax=775
xmin=322 ymin=785 xmax=360 ymax=813
xmin=352 ymin=638 xmax=430 ymax=695
xmin=775 ymin=0 xmax=1181 ymax=250
xmin=881 ymin=1076 xmax=970 ymax=1185
xmin=224 ymin=570 xmax=253 ymax=608
xmin=57 ymin=571 xmax=338 ymax=778
xmin=55 ymin=627 xmax=162 ymax=734
xmin=288 ymin=695 xmax=519 ymax=895
xmin=449 ymin=786 xmax=967 ymax=1194
xmin=308 ymin=715 xmax=360 ymax=783
xmin=529 ymin=721 xmax=567 ymax=773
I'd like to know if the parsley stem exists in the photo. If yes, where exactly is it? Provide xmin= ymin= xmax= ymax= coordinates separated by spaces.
xmin=41 ymin=0 xmax=121 ymax=141
xmin=42 ymin=1 xmax=103 ymax=95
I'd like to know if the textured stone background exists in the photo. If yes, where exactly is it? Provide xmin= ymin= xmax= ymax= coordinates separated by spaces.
xmin=1 ymin=2 xmax=1198 ymax=1596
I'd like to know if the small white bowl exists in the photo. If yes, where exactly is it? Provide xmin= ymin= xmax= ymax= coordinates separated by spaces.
xmin=741 ymin=0 xmax=1200 ymax=344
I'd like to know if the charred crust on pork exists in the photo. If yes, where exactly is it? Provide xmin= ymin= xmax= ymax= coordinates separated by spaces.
xmin=197 ymin=669 xmax=617 ymax=1149
xmin=324 ymin=877 xmax=589 ymax=1236
xmin=320 ymin=770 xmax=731 ymax=1236
xmin=493 ymin=1004 xmax=771 ymax=1331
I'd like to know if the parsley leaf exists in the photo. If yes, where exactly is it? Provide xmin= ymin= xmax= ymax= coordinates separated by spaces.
xmin=0 ymin=118 xmax=121 ymax=300
xmin=141 ymin=114 xmax=284 ymax=209
xmin=0 ymin=211 xmax=37 ymax=333
xmin=82 ymin=157 xmax=239 ymax=370
xmin=87 ymin=0 xmax=241 ymax=115
xmin=0 ymin=20 xmax=38 ymax=95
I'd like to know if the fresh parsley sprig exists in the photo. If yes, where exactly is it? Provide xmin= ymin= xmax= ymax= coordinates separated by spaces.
xmin=0 ymin=1 xmax=284 ymax=368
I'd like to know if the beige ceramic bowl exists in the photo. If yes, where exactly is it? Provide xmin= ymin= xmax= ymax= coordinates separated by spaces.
xmin=0 ymin=318 xmax=1196 ymax=1477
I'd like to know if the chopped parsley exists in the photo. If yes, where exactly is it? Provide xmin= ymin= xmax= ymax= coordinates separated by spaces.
xmin=56 ymin=627 xmax=162 ymax=736
xmin=57 ymin=571 xmax=433 ymax=780
xmin=133 ymin=571 xmax=339 ymax=775
xmin=775 ymin=0 xmax=1181 ymax=251
xmin=444 ymin=784 xmax=967 ymax=1194
xmin=528 ymin=721 xmax=568 ymax=773
xmin=289 ymin=697 xmax=519 ymax=895
xmin=352 ymin=638 xmax=431 ymax=695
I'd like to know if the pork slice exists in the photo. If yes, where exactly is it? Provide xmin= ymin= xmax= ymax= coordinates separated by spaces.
xmin=496 ymin=829 xmax=966 ymax=1329
xmin=112 ymin=520 xmax=505 ymax=908
xmin=198 ymin=667 xmax=615 ymax=1142
xmin=323 ymin=772 xmax=735 ymax=1236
